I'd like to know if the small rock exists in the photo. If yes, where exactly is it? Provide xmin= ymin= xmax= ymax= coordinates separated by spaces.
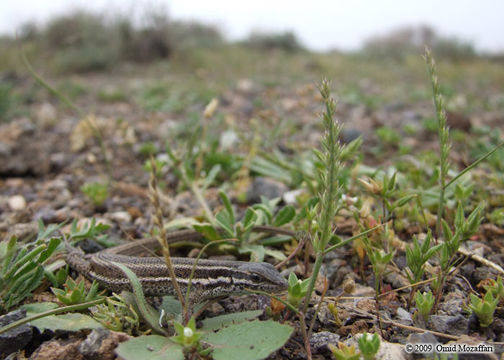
xmin=30 ymin=338 xmax=83 ymax=360
xmin=310 ymin=331 xmax=340 ymax=355
xmin=8 ymin=195 xmax=26 ymax=211
xmin=384 ymin=271 xmax=410 ymax=289
xmin=341 ymin=128 xmax=363 ymax=144
xmin=439 ymin=290 xmax=466 ymax=316
xmin=246 ymin=177 xmax=288 ymax=203
xmin=33 ymin=207 xmax=58 ymax=222
xmin=0 ymin=309 xmax=33 ymax=357
xmin=282 ymin=189 xmax=304 ymax=205
xmin=473 ymin=267 xmax=496 ymax=285
xmin=407 ymin=332 xmax=438 ymax=346
xmin=109 ymin=211 xmax=131 ymax=223
xmin=236 ymin=78 xmax=255 ymax=93
xmin=428 ymin=314 xmax=468 ymax=336
xmin=0 ymin=141 xmax=12 ymax=156
xmin=396 ymin=307 xmax=413 ymax=324
xmin=78 ymin=328 xmax=109 ymax=358
xmin=36 ymin=102 xmax=57 ymax=126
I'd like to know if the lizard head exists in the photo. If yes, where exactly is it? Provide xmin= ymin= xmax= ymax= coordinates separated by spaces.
xmin=236 ymin=262 xmax=288 ymax=293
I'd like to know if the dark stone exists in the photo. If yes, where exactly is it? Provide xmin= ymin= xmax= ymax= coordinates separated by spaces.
xmin=0 ymin=309 xmax=33 ymax=357
xmin=341 ymin=128 xmax=363 ymax=144
xmin=428 ymin=315 xmax=468 ymax=336
xmin=246 ymin=177 xmax=288 ymax=203
xmin=310 ymin=331 xmax=340 ymax=355
xmin=472 ymin=268 xmax=497 ymax=288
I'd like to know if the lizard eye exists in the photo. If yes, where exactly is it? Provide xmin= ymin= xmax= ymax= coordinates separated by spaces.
xmin=250 ymin=273 xmax=262 ymax=283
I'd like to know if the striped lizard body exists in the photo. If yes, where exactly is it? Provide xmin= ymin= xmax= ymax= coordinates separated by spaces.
xmin=65 ymin=227 xmax=290 ymax=303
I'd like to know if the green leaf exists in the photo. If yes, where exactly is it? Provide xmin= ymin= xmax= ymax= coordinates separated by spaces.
xmin=218 ymin=191 xmax=235 ymax=224
xmin=159 ymin=296 xmax=182 ymax=319
xmin=201 ymin=310 xmax=263 ymax=331
xmin=273 ymin=206 xmax=295 ymax=227
xmin=288 ymin=273 xmax=298 ymax=288
xmin=259 ymin=235 xmax=292 ymax=246
xmin=112 ymin=262 xmax=167 ymax=335
xmin=263 ymin=248 xmax=287 ymax=261
xmin=391 ymin=194 xmax=416 ymax=210
xmin=441 ymin=219 xmax=453 ymax=241
xmin=242 ymin=208 xmax=258 ymax=232
xmin=24 ymin=302 xmax=101 ymax=332
xmin=202 ymin=319 xmax=293 ymax=360
xmin=251 ymin=204 xmax=273 ymax=224
xmin=28 ymin=313 xmax=103 ymax=332
xmin=239 ymin=245 xmax=265 ymax=262
xmin=193 ymin=224 xmax=220 ymax=241
xmin=216 ymin=210 xmax=235 ymax=238
xmin=115 ymin=335 xmax=184 ymax=360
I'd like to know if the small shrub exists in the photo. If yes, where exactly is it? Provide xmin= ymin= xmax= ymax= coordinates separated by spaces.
xmin=243 ymin=31 xmax=304 ymax=52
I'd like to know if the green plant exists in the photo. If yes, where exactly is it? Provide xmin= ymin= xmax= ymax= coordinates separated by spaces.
xmin=91 ymin=293 xmax=142 ymax=335
xmin=171 ymin=317 xmax=209 ymax=356
xmin=468 ymin=291 xmax=498 ymax=327
xmin=287 ymin=272 xmax=310 ymax=308
xmin=328 ymin=342 xmax=360 ymax=360
xmin=0 ymin=230 xmax=60 ymax=312
xmin=81 ymin=182 xmax=109 ymax=206
xmin=195 ymin=191 xmax=295 ymax=262
xmin=243 ymin=31 xmax=305 ymax=52
xmin=406 ymin=231 xmax=441 ymax=306
xmin=406 ymin=232 xmax=441 ymax=285
xmin=358 ymin=332 xmax=381 ymax=360
xmin=376 ymin=126 xmax=401 ymax=147
xmin=359 ymin=172 xmax=416 ymax=221
xmin=415 ymin=290 xmax=435 ymax=321
xmin=51 ymin=277 xmax=104 ymax=305
xmin=44 ymin=265 xmax=69 ymax=288
xmin=425 ymin=47 xmax=451 ymax=236
xmin=432 ymin=203 xmax=483 ymax=311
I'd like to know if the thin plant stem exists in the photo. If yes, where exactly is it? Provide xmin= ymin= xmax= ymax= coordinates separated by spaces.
xmin=149 ymin=157 xmax=186 ymax=320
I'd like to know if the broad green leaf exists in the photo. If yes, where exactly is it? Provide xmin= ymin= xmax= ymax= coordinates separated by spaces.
xmin=193 ymin=224 xmax=220 ymax=241
xmin=28 ymin=313 xmax=102 ymax=332
xmin=216 ymin=210 xmax=235 ymax=237
xmin=116 ymin=335 xmax=184 ymax=360
xmin=260 ymin=235 xmax=292 ymax=246
xmin=239 ymin=245 xmax=265 ymax=262
xmin=160 ymin=296 xmax=182 ymax=319
xmin=201 ymin=310 xmax=263 ymax=331
xmin=273 ymin=206 xmax=295 ymax=227
xmin=251 ymin=204 xmax=273 ymax=224
xmin=22 ymin=302 xmax=58 ymax=313
xmin=202 ymin=320 xmax=293 ymax=360
xmin=264 ymin=248 xmax=287 ymax=261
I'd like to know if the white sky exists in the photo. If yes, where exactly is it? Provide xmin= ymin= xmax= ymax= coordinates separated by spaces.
xmin=1 ymin=0 xmax=503 ymax=53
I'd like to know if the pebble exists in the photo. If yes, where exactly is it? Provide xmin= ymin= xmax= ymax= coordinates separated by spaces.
xmin=109 ymin=211 xmax=132 ymax=223
xmin=310 ymin=331 xmax=340 ymax=355
xmin=8 ymin=195 xmax=26 ymax=211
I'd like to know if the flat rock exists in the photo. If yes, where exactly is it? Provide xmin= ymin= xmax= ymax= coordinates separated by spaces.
xmin=0 ymin=309 xmax=33 ymax=357
xmin=428 ymin=314 xmax=468 ymax=336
